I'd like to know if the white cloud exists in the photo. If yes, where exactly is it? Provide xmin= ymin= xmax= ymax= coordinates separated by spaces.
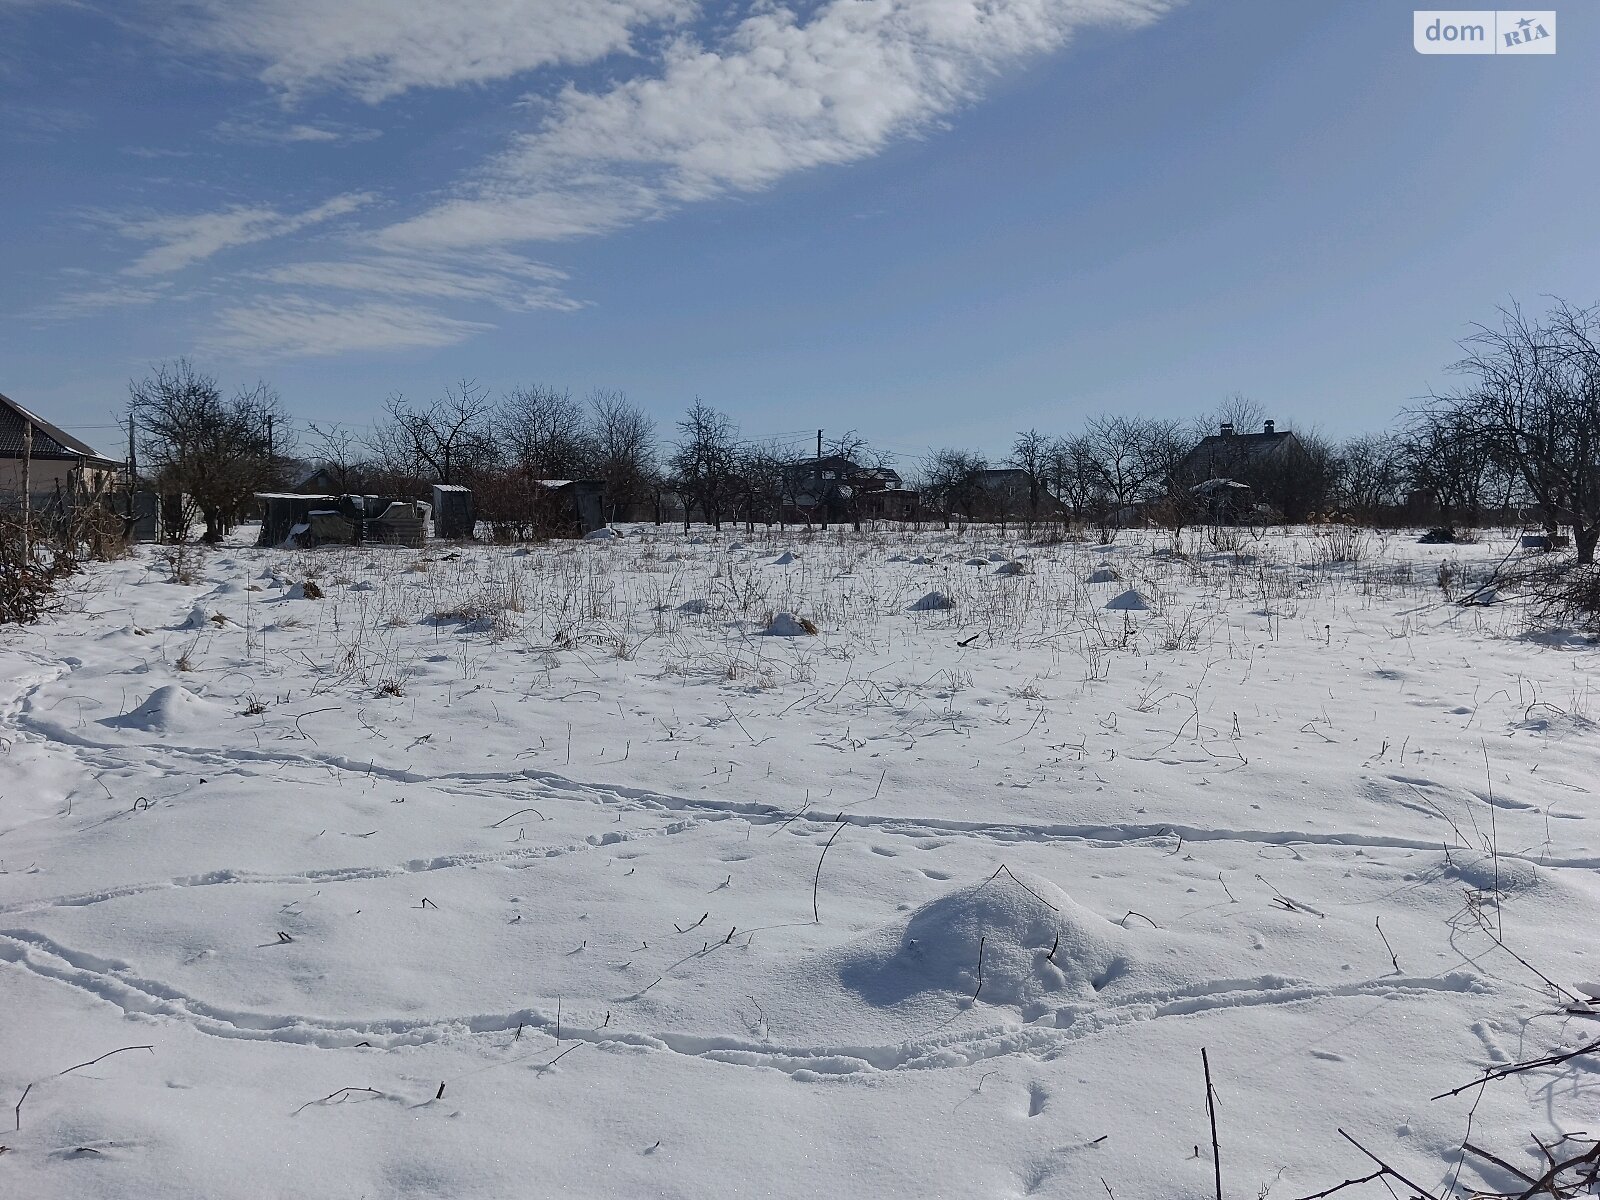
xmin=116 ymin=192 xmax=376 ymax=276
xmin=215 ymin=118 xmax=382 ymax=145
xmin=182 ymin=0 xmax=694 ymax=101
xmin=204 ymin=297 xmax=492 ymax=357
xmin=253 ymin=250 xmax=586 ymax=312
xmin=378 ymin=0 xmax=1177 ymax=250
xmin=33 ymin=280 xmax=175 ymax=318
xmin=46 ymin=0 xmax=1178 ymax=359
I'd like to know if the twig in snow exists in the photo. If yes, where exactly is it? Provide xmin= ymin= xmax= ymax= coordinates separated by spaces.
xmin=56 ymin=1045 xmax=154 ymax=1077
xmin=537 ymin=1043 xmax=583 ymax=1073
xmin=1374 ymin=917 xmax=1400 ymax=972
xmin=489 ymin=806 xmax=547 ymax=827
xmin=292 ymin=1086 xmax=383 ymax=1116
xmin=971 ymin=936 xmax=986 ymax=1002
xmin=1201 ymin=1048 xmax=1222 ymax=1200
xmin=977 ymin=864 xmax=1059 ymax=912
xmin=812 ymin=817 xmax=847 ymax=924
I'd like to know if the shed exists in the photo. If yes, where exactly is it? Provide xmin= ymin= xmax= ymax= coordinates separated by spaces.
xmin=432 ymin=484 xmax=475 ymax=539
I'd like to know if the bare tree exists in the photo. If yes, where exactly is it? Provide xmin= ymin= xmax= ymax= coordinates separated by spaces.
xmin=1447 ymin=299 xmax=1600 ymax=560
xmin=1192 ymin=392 xmax=1268 ymax=439
xmin=1400 ymin=401 xmax=1505 ymax=529
xmin=734 ymin=440 xmax=792 ymax=530
xmin=127 ymin=359 xmax=289 ymax=542
xmin=1044 ymin=434 xmax=1104 ymax=522
xmin=1083 ymin=415 xmax=1189 ymax=521
xmin=1336 ymin=433 xmax=1406 ymax=521
xmin=668 ymin=399 xmax=740 ymax=530
xmin=497 ymin=383 xmax=591 ymax=481
xmin=917 ymin=447 xmax=989 ymax=526
xmin=374 ymin=382 xmax=493 ymax=486
xmin=1009 ymin=429 xmax=1052 ymax=524
xmin=304 ymin=423 xmax=372 ymax=494
xmin=587 ymin=389 xmax=657 ymax=522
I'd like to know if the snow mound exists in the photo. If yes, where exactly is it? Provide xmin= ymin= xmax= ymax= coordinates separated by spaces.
xmin=908 ymin=591 xmax=956 ymax=612
xmin=283 ymin=581 xmax=324 ymax=601
xmin=103 ymin=685 xmax=223 ymax=734
xmin=887 ymin=553 xmax=909 ymax=563
xmin=1105 ymin=589 xmax=1150 ymax=611
xmin=1085 ymin=566 xmax=1121 ymax=584
xmin=965 ymin=557 xmax=988 ymax=567
xmin=995 ymin=560 xmax=1028 ymax=576
xmin=583 ymin=526 xmax=619 ymax=540
xmin=836 ymin=871 xmax=1133 ymax=1009
xmin=181 ymin=604 xmax=215 ymax=629
xmin=773 ymin=551 xmax=798 ymax=565
xmin=911 ymin=554 xmax=934 ymax=565
xmin=987 ymin=551 xmax=1009 ymax=562
xmin=676 ymin=598 xmax=717 ymax=615
xmin=764 ymin=612 xmax=817 ymax=636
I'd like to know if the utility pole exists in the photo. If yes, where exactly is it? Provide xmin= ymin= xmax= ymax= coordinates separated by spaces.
xmin=20 ymin=418 xmax=32 ymax=562
xmin=816 ymin=428 xmax=827 ymax=531
xmin=126 ymin=413 xmax=137 ymax=525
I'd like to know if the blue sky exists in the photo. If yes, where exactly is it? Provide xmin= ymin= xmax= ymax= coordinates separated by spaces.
xmin=3 ymin=0 xmax=1596 ymax=462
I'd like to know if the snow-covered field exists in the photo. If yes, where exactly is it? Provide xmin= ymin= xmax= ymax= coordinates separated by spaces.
xmin=3 ymin=523 xmax=1599 ymax=1198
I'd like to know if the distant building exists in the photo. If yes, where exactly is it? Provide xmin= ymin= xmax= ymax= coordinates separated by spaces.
xmin=959 ymin=468 xmax=1066 ymax=522
xmin=786 ymin=455 xmax=917 ymax=524
xmin=0 ymin=391 xmax=124 ymax=499
xmin=1176 ymin=420 xmax=1316 ymax=520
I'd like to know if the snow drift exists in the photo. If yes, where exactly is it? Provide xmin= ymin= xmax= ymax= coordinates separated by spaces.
xmin=102 ymin=685 xmax=224 ymax=735
xmin=836 ymin=870 xmax=1134 ymax=1010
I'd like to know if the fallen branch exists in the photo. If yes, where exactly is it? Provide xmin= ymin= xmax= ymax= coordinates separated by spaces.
xmin=1433 ymin=1036 xmax=1600 ymax=1100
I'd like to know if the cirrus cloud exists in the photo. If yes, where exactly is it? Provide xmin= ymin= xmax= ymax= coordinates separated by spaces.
xmin=378 ymin=0 xmax=1179 ymax=250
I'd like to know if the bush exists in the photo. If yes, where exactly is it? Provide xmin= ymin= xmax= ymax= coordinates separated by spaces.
xmin=0 ymin=502 xmax=127 ymax=625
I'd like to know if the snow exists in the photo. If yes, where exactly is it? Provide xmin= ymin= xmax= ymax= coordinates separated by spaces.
xmin=763 ymin=611 xmax=815 ymax=636
xmin=2 ymin=523 xmax=1599 ymax=1199
xmin=908 ymin=590 xmax=956 ymax=611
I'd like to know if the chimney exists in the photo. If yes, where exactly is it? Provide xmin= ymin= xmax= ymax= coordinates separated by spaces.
xmin=1220 ymin=422 xmax=1234 ymax=436
xmin=1264 ymin=419 xmax=1276 ymax=434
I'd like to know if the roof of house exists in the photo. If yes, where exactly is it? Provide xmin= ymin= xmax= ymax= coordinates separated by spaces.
xmin=1184 ymin=429 xmax=1298 ymax=463
xmin=0 ymin=391 xmax=122 ymax=466
xmin=1177 ymin=428 xmax=1299 ymax=473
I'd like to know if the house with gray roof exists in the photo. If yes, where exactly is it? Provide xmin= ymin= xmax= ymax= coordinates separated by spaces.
xmin=0 ymin=391 xmax=125 ymax=500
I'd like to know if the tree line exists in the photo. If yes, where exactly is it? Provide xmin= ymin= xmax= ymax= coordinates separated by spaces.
xmin=123 ymin=296 xmax=1600 ymax=562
